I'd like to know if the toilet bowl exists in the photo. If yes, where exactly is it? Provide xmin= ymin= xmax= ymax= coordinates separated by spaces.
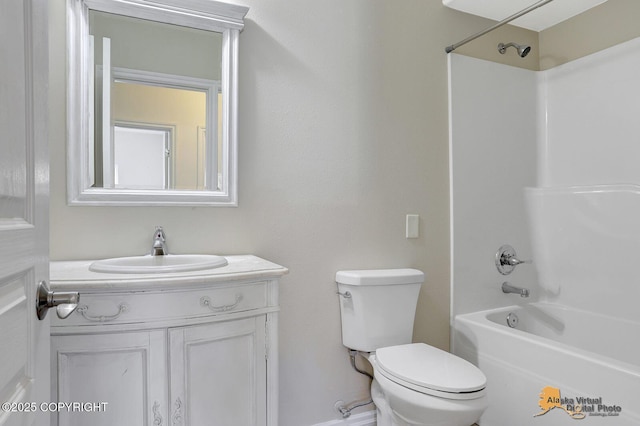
xmin=367 ymin=344 xmax=486 ymax=426
xmin=336 ymin=269 xmax=487 ymax=426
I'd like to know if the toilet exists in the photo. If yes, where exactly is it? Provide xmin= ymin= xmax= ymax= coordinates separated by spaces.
xmin=336 ymin=269 xmax=487 ymax=426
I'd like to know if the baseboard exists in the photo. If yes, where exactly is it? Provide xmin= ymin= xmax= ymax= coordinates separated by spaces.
xmin=311 ymin=410 xmax=376 ymax=426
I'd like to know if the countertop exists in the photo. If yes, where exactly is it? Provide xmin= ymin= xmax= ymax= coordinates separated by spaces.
xmin=50 ymin=255 xmax=288 ymax=292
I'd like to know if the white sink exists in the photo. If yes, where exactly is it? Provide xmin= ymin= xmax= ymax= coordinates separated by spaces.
xmin=89 ymin=254 xmax=228 ymax=274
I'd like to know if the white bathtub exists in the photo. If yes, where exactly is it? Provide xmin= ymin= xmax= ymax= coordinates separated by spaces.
xmin=453 ymin=303 xmax=640 ymax=425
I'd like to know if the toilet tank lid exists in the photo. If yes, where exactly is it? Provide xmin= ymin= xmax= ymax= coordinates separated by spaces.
xmin=335 ymin=268 xmax=424 ymax=286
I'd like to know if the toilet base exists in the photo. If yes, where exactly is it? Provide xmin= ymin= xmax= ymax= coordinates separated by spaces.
xmin=370 ymin=374 xmax=486 ymax=426
xmin=371 ymin=379 xmax=394 ymax=426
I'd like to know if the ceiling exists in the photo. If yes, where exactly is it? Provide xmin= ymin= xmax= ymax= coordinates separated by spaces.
xmin=443 ymin=0 xmax=608 ymax=31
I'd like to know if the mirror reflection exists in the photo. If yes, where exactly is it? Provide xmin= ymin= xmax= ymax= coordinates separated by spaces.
xmin=89 ymin=10 xmax=223 ymax=191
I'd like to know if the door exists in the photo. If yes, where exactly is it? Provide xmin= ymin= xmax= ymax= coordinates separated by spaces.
xmin=113 ymin=125 xmax=171 ymax=190
xmin=168 ymin=317 xmax=267 ymax=426
xmin=0 ymin=0 xmax=50 ymax=425
xmin=51 ymin=330 xmax=168 ymax=426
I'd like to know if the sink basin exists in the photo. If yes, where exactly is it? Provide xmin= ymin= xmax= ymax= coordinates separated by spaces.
xmin=89 ymin=254 xmax=228 ymax=274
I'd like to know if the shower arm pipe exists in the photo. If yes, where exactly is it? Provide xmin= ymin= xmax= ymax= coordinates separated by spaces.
xmin=445 ymin=0 xmax=554 ymax=53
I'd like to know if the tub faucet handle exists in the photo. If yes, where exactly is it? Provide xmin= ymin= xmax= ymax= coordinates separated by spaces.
xmin=496 ymin=244 xmax=530 ymax=275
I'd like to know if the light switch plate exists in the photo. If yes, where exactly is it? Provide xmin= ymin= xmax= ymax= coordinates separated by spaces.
xmin=406 ymin=214 xmax=419 ymax=239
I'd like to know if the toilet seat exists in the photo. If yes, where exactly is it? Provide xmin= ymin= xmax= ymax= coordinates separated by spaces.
xmin=374 ymin=343 xmax=486 ymax=401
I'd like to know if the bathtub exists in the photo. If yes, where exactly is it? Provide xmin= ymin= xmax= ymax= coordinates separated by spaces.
xmin=453 ymin=303 xmax=640 ymax=425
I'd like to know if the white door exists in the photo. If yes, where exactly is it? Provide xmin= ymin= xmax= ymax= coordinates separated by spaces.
xmin=0 ymin=0 xmax=50 ymax=425
xmin=113 ymin=125 xmax=170 ymax=190
xmin=168 ymin=317 xmax=267 ymax=426
xmin=51 ymin=330 xmax=168 ymax=426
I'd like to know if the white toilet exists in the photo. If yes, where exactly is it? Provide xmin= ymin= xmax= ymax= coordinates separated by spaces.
xmin=336 ymin=269 xmax=487 ymax=426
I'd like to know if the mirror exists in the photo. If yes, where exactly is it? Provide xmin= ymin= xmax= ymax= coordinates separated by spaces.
xmin=90 ymin=11 xmax=222 ymax=191
xmin=67 ymin=0 xmax=248 ymax=206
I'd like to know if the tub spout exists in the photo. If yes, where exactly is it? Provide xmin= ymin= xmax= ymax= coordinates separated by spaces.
xmin=502 ymin=281 xmax=530 ymax=298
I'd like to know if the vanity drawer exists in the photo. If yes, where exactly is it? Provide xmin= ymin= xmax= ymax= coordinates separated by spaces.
xmin=52 ymin=281 xmax=270 ymax=328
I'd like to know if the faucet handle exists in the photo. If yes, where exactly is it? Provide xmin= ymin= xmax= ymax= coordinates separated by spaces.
xmin=154 ymin=226 xmax=165 ymax=239
xmin=151 ymin=226 xmax=168 ymax=256
xmin=506 ymin=256 xmax=530 ymax=267
xmin=495 ymin=245 xmax=530 ymax=275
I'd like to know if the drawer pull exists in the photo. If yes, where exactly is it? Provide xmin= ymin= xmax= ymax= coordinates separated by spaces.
xmin=200 ymin=294 xmax=242 ymax=312
xmin=77 ymin=303 xmax=129 ymax=322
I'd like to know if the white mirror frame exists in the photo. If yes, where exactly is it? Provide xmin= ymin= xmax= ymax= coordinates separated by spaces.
xmin=67 ymin=0 xmax=248 ymax=206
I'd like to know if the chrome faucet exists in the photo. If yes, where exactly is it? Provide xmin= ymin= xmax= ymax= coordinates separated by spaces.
xmin=495 ymin=245 xmax=531 ymax=275
xmin=502 ymin=281 xmax=529 ymax=298
xmin=151 ymin=226 xmax=168 ymax=256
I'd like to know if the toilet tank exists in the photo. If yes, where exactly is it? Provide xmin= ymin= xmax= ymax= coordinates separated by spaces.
xmin=336 ymin=269 xmax=424 ymax=352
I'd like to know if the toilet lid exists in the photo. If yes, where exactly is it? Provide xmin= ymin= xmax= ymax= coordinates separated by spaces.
xmin=375 ymin=343 xmax=486 ymax=394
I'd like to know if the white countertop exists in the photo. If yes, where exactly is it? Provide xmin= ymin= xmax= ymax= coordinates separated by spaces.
xmin=50 ymin=255 xmax=288 ymax=292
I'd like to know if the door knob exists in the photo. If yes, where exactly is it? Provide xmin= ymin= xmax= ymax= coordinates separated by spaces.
xmin=36 ymin=281 xmax=80 ymax=320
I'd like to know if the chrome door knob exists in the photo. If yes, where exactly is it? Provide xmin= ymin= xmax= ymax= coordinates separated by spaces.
xmin=36 ymin=281 xmax=80 ymax=320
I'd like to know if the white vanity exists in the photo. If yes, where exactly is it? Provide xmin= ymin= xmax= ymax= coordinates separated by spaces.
xmin=49 ymin=255 xmax=287 ymax=426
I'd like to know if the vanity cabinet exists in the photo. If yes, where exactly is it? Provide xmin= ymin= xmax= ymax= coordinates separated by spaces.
xmin=49 ymin=256 xmax=286 ymax=426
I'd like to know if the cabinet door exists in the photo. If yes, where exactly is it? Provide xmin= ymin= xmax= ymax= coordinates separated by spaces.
xmin=51 ymin=330 xmax=167 ymax=426
xmin=169 ymin=317 xmax=266 ymax=426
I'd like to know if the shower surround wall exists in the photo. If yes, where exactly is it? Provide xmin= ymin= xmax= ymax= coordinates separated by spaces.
xmin=532 ymin=36 xmax=640 ymax=322
xmin=450 ymin=37 xmax=640 ymax=425
xmin=540 ymin=37 xmax=640 ymax=188
xmin=451 ymin=37 xmax=640 ymax=339
xmin=449 ymin=53 xmax=539 ymax=319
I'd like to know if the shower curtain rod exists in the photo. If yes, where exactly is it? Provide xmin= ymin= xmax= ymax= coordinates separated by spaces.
xmin=445 ymin=0 xmax=554 ymax=53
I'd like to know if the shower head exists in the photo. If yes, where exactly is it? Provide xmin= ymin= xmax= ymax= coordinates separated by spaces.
xmin=498 ymin=42 xmax=531 ymax=58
